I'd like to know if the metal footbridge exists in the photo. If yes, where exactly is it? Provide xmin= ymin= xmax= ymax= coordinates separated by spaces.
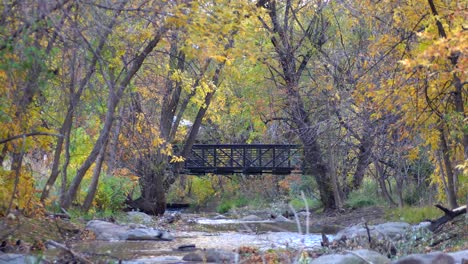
xmin=184 ymin=144 xmax=301 ymax=175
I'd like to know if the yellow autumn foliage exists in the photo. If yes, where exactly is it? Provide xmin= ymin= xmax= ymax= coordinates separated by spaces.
xmin=0 ymin=167 xmax=43 ymax=217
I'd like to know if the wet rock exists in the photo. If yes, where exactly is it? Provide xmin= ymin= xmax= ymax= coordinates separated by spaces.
xmin=0 ymin=253 xmax=41 ymax=264
xmin=310 ymin=249 xmax=390 ymax=264
xmin=335 ymin=222 xmax=410 ymax=241
xmin=392 ymin=252 xmax=455 ymax=264
xmin=86 ymin=220 xmax=128 ymax=240
xmin=241 ymin=215 xmax=263 ymax=221
xmin=183 ymin=249 xmax=237 ymax=263
xmin=126 ymin=211 xmax=154 ymax=225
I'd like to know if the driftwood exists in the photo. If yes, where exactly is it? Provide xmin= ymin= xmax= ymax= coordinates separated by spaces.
xmin=428 ymin=204 xmax=466 ymax=232
xmin=46 ymin=240 xmax=92 ymax=264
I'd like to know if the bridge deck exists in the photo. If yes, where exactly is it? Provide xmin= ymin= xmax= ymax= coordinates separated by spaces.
xmin=184 ymin=144 xmax=301 ymax=175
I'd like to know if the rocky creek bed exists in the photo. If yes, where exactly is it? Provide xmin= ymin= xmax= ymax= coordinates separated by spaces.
xmin=0 ymin=207 xmax=467 ymax=263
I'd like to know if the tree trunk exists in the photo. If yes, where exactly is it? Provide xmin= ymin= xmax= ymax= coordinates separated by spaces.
xmin=302 ymin=142 xmax=336 ymax=210
xmin=374 ymin=160 xmax=397 ymax=206
xmin=61 ymin=30 xmax=166 ymax=209
xmin=82 ymin=140 xmax=108 ymax=212
xmin=439 ymin=128 xmax=459 ymax=209
xmin=41 ymin=111 xmax=72 ymax=202
xmin=130 ymin=169 xmax=167 ymax=215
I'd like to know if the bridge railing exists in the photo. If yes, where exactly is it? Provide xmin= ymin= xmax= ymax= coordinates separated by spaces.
xmin=184 ymin=144 xmax=301 ymax=174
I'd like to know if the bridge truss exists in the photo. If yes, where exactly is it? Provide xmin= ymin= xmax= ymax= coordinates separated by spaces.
xmin=184 ymin=144 xmax=301 ymax=175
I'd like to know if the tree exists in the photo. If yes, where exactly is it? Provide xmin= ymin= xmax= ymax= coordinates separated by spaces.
xmin=257 ymin=0 xmax=337 ymax=209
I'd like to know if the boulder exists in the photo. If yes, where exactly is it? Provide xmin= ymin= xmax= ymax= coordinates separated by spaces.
xmin=86 ymin=220 xmax=128 ymax=240
xmin=0 ymin=253 xmax=41 ymax=264
xmin=126 ymin=211 xmax=154 ymax=225
xmin=310 ymin=249 xmax=390 ymax=264
xmin=392 ymin=252 xmax=455 ymax=264
xmin=183 ymin=249 xmax=238 ymax=263
xmin=126 ymin=228 xmax=163 ymax=240
xmin=335 ymin=222 xmax=410 ymax=241
xmin=86 ymin=220 xmax=173 ymax=241
xmin=241 ymin=215 xmax=263 ymax=221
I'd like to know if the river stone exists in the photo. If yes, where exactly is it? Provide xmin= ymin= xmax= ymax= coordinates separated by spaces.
xmin=123 ymin=256 xmax=181 ymax=264
xmin=0 ymin=253 xmax=41 ymax=264
xmin=274 ymin=215 xmax=292 ymax=222
xmin=392 ymin=252 xmax=455 ymax=264
xmin=335 ymin=222 xmax=410 ymax=241
xmin=183 ymin=249 xmax=237 ymax=263
xmin=126 ymin=211 xmax=154 ymax=225
xmin=310 ymin=249 xmax=390 ymax=264
xmin=86 ymin=220 xmax=173 ymax=241
xmin=214 ymin=214 xmax=228 ymax=220
xmin=86 ymin=220 xmax=129 ymax=240
xmin=241 ymin=215 xmax=263 ymax=221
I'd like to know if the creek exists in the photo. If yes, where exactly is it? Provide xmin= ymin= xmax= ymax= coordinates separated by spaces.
xmin=45 ymin=213 xmax=340 ymax=263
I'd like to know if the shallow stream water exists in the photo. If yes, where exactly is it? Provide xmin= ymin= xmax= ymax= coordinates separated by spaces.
xmin=46 ymin=214 xmax=340 ymax=263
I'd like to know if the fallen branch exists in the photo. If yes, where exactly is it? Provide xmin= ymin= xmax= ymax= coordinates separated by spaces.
xmin=428 ymin=204 xmax=466 ymax=232
xmin=46 ymin=240 xmax=92 ymax=264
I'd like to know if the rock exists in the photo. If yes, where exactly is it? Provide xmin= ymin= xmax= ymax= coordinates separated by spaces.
xmin=392 ymin=252 xmax=455 ymax=264
xmin=126 ymin=228 xmax=163 ymax=240
xmin=159 ymin=230 xmax=174 ymax=241
xmin=214 ymin=214 xmax=228 ymax=220
xmin=335 ymin=222 xmax=410 ymax=241
xmin=274 ymin=215 xmax=292 ymax=222
xmin=86 ymin=220 xmax=129 ymax=240
xmin=86 ymin=220 xmax=173 ymax=241
xmin=241 ymin=215 xmax=263 ymax=221
xmin=374 ymin=222 xmax=411 ymax=239
xmin=413 ymin=221 xmax=432 ymax=230
xmin=183 ymin=249 xmax=237 ymax=263
xmin=122 ymin=256 xmax=181 ymax=264
xmin=448 ymin=250 xmax=468 ymax=264
xmin=298 ymin=211 xmax=311 ymax=217
xmin=310 ymin=249 xmax=390 ymax=264
xmin=126 ymin=211 xmax=154 ymax=225
xmin=164 ymin=212 xmax=181 ymax=224
xmin=0 ymin=253 xmax=41 ymax=264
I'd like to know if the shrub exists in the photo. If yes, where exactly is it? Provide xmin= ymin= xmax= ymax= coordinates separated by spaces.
xmin=385 ymin=206 xmax=443 ymax=223
xmin=289 ymin=196 xmax=321 ymax=210
xmin=345 ymin=179 xmax=382 ymax=209
xmin=216 ymin=201 xmax=232 ymax=214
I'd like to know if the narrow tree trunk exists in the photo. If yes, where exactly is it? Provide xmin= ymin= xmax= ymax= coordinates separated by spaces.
xmin=439 ymin=129 xmax=459 ymax=209
xmin=375 ymin=160 xmax=397 ymax=206
xmin=106 ymin=108 xmax=123 ymax=175
xmin=41 ymin=112 xmax=72 ymax=202
xmin=82 ymin=139 xmax=108 ymax=212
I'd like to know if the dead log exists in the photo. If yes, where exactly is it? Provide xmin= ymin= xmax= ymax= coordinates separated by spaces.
xmin=46 ymin=240 xmax=92 ymax=264
xmin=428 ymin=204 xmax=466 ymax=232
